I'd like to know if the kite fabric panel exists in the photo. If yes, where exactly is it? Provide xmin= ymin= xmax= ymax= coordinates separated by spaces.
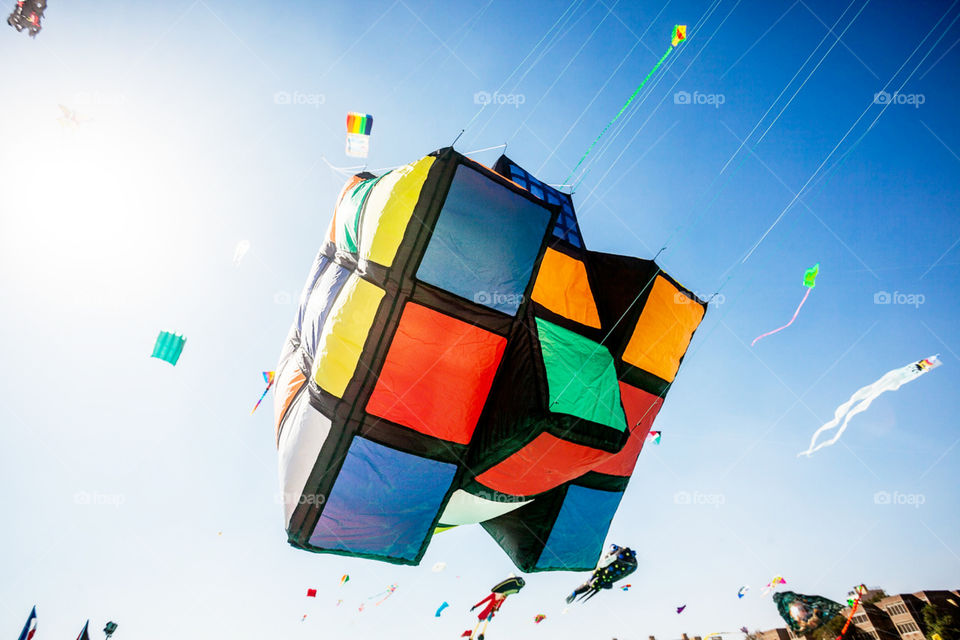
xmin=274 ymin=147 xmax=708 ymax=570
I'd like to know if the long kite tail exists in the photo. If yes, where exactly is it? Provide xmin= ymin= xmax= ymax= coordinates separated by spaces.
xmin=836 ymin=587 xmax=867 ymax=640
xmin=250 ymin=385 xmax=271 ymax=414
xmin=798 ymin=360 xmax=937 ymax=457
xmin=751 ymin=287 xmax=812 ymax=347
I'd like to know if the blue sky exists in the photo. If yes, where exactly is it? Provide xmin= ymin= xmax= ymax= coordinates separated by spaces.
xmin=1 ymin=1 xmax=959 ymax=639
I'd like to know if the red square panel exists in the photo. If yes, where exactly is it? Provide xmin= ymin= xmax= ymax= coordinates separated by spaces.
xmin=591 ymin=383 xmax=662 ymax=477
xmin=366 ymin=302 xmax=507 ymax=444
xmin=475 ymin=433 xmax=609 ymax=496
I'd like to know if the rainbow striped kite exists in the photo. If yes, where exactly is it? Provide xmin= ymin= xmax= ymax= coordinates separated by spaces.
xmin=251 ymin=371 xmax=276 ymax=414
xmin=345 ymin=112 xmax=373 ymax=158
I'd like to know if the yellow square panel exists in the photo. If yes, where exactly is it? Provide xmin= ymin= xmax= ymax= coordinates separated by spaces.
xmin=360 ymin=155 xmax=435 ymax=267
xmin=312 ymin=275 xmax=385 ymax=397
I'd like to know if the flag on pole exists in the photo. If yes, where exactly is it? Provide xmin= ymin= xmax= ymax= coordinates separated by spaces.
xmin=17 ymin=607 xmax=37 ymax=640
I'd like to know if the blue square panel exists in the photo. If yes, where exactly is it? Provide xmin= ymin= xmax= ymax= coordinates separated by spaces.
xmin=501 ymin=159 xmax=583 ymax=248
xmin=416 ymin=164 xmax=553 ymax=315
xmin=309 ymin=437 xmax=457 ymax=561
xmin=535 ymin=486 xmax=623 ymax=570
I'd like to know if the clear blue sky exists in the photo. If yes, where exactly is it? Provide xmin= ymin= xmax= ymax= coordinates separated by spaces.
xmin=1 ymin=1 xmax=959 ymax=639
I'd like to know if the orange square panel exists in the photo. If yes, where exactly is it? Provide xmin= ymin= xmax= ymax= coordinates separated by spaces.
xmin=622 ymin=275 xmax=704 ymax=382
xmin=531 ymin=248 xmax=602 ymax=328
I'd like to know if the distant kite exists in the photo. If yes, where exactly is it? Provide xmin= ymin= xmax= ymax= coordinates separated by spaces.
xmin=57 ymin=105 xmax=90 ymax=129
xmin=647 ymin=430 xmax=661 ymax=445
xmin=677 ymin=605 xmax=687 ymax=614
xmin=7 ymin=0 xmax=46 ymax=37
xmin=773 ymin=591 xmax=844 ymax=634
xmin=740 ymin=628 xmax=750 ymax=635
xmin=565 ymin=545 xmax=637 ymax=604
xmin=251 ymin=371 xmax=276 ymax=414
xmin=672 ymin=25 xmax=687 ymax=47
xmin=233 ymin=240 xmax=250 ymax=267
xmin=838 ymin=585 xmax=868 ymax=640
xmin=738 ymin=586 xmax=750 ymax=599
xmin=534 ymin=614 xmax=546 ymax=624
xmin=366 ymin=584 xmax=398 ymax=607
xmin=462 ymin=577 xmax=525 ymax=639
xmin=799 ymin=355 xmax=942 ymax=457
xmin=436 ymin=601 xmax=449 ymax=617
xmin=762 ymin=576 xmax=787 ymax=596
xmin=752 ymin=263 xmax=819 ymax=347
xmin=151 ymin=331 xmax=185 ymax=365
xmin=432 ymin=562 xmax=447 ymax=573
xmin=306 ymin=588 xmax=317 ymax=597
xmin=345 ymin=112 xmax=373 ymax=158
xmin=621 ymin=584 xmax=632 ymax=591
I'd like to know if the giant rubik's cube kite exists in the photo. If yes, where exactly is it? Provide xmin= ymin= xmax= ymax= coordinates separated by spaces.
xmin=274 ymin=148 xmax=706 ymax=571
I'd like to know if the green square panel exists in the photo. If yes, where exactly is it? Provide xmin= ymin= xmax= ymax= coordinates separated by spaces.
xmin=535 ymin=318 xmax=626 ymax=431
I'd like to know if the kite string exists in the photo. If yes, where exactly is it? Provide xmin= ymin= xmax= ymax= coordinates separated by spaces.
xmin=562 ymin=45 xmax=674 ymax=187
xmin=573 ymin=0 xmax=731 ymax=196
xmin=750 ymin=287 xmax=811 ymax=347
xmin=706 ymin=0 xmax=960 ymax=309
xmin=735 ymin=0 xmax=960 ymax=269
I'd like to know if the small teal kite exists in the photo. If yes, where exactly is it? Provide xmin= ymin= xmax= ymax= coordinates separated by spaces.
xmin=152 ymin=331 xmax=185 ymax=365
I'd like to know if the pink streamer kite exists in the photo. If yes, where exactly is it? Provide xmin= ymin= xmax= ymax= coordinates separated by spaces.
xmin=751 ymin=288 xmax=811 ymax=347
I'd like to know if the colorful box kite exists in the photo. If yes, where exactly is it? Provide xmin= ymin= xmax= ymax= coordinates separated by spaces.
xmin=274 ymin=148 xmax=707 ymax=571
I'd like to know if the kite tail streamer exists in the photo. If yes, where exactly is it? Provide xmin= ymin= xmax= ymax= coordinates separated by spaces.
xmin=799 ymin=384 xmax=885 ymax=457
xmin=837 ymin=590 xmax=865 ymax=640
xmin=798 ymin=356 xmax=942 ymax=457
xmin=751 ymin=287 xmax=811 ymax=346
xmin=251 ymin=387 xmax=271 ymax=414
